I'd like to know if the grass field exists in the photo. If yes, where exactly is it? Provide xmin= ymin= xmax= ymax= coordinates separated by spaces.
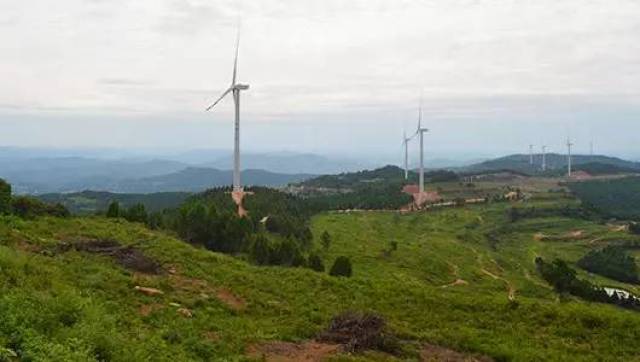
xmin=1 ymin=185 xmax=640 ymax=361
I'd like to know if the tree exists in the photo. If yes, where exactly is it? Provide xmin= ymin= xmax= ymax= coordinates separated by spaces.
xmin=0 ymin=179 xmax=11 ymax=215
xmin=329 ymin=256 xmax=352 ymax=277
xmin=630 ymin=223 xmax=640 ymax=235
xmin=308 ymin=253 xmax=325 ymax=272
xmin=106 ymin=201 xmax=120 ymax=218
xmin=124 ymin=203 xmax=148 ymax=224
xmin=321 ymin=231 xmax=332 ymax=250
xmin=249 ymin=234 xmax=272 ymax=265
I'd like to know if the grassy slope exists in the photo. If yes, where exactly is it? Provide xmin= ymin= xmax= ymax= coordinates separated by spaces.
xmin=1 ymin=196 xmax=640 ymax=360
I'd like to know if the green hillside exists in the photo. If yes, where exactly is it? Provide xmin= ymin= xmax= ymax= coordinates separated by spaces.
xmin=3 ymin=182 xmax=640 ymax=360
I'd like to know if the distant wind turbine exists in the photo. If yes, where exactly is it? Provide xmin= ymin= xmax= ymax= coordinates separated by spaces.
xmin=416 ymin=100 xmax=429 ymax=193
xmin=402 ymin=130 xmax=414 ymax=180
xmin=529 ymin=144 xmax=534 ymax=166
xmin=541 ymin=145 xmax=547 ymax=172
xmin=205 ymin=30 xmax=249 ymax=193
xmin=567 ymin=138 xmax=574 ymax=177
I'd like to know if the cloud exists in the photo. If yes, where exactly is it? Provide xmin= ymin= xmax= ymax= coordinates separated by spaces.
xmin=0 ymin=0 xmax=639 ymax=155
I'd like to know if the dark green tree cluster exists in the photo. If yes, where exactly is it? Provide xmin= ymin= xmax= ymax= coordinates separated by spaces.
xmin=305 ymin=183 xmax=413 ymax=211
xmin=536 ymin=257 xmax=640 ymax=311
xmin=569 ymin=177 xmax=640 ymax=220
xmin=152 ymin=187 xmax=316 ymax=264
xmin=0 ymin=179 xmax=11 ymax=215
xmin=248 ymin=236 xmax=306 ymax=267
xmin=106 ymin=201 xmax=149 ymax=224
xmin=577 ymin=246 xmax=639 ymax=283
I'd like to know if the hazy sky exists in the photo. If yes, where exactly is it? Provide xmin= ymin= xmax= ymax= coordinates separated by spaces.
xmin=1 ymin=0 xmax=639 ymax=160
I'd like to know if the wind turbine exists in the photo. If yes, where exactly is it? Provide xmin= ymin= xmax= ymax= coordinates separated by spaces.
xmin=529 ymin=144 xmax=534 ymax=166
xmin=566 ymin=138 xmax=574 ymax=177
xmin=416 ymin=101 xmax=429 ymax=193
xmin=541 ymin=145 xmax=547 ymax=172
xmin=402 ymin=130 xmax=412 ymax=180
xmin=205 ymin=31 xmax=249 ymax=193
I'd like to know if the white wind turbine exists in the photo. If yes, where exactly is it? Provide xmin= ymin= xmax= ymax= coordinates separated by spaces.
xmin=541 ymin=145 xmax=547 ymax=172
xmin=402 ymin=123 xmax=419 ymax=180
xmin=529 ymin=144 xmax=534 ymax=166
xmin=566 ymin=138 xmax=574 ymax=177
xmin=416 ymin=101 xmax=429 ymax=193
xmin=205 ymin=31 xmax=249 ymax=193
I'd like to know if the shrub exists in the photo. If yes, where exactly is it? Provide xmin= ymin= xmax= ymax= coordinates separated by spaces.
xmin=0 ymin=178 xmax=11 ymax=215
xmin=308 ymin=253 xmax=325 ymax=272
xmin=630 ymin=223 xmax=640 ymax=235
xmin=321 ymin=231 xmax=331 ymax=250
xmin=106 ymin=201 xmax=121 ymax=218
xmin=388 ymin=240 xmax=398 ymax=252
xmin=11 ymin=196 xmax=69 ymax=219
xmin=329 ymin=256 xmax=352 ymax=277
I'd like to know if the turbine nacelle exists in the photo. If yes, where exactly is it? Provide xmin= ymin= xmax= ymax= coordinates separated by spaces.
xmin=234 ymin=84 xmax=250 ymax=90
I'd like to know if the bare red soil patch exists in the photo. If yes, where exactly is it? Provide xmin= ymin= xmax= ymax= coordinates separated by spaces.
xmin=247 ymin=341 xmax=339 ymax=362
xmin=138 ymin=303 xmax=164 ymax=317
xmin=216 ymin=288 xmax=247 ymax=311
xmin=421 ymin=344 xmax=493 ymax=362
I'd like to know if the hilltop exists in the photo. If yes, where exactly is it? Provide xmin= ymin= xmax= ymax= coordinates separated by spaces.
xmin=463 ymin=154 xmax=640 ymax=175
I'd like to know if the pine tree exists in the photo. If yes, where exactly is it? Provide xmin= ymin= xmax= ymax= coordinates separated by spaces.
xmin=106 ymin=201 xmax=120 ymax=218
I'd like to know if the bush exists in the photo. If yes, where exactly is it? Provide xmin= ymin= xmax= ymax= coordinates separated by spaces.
xmin=308 ymin=253 xmax=325 ymax=272
xmin=630 ymin=223 xmax=640 ymax=235
xmin=0 ymin=178 xmax=11 ymax=215
xmin=329 ymin=256 xmax=352 ymax=277
xmin=321 ymin=231 xmax=331 ymax=250
xmin=11 ymin=196 xmax=69 ymax=219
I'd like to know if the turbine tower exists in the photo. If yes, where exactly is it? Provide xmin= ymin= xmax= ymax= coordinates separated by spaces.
xmin=205 ymin=31 xmax=249 ymax=193
xmin=416 ymin=101 xmax=429 ymax=193
xmin=541 ymin=145 xmax=547 ymax=172
xmin=567 ymin=138 xmax=574 ymax=177
xmin=529 ymin=144 xmax=534 ymax=166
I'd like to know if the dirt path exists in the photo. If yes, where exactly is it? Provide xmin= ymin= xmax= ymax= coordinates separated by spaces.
xmin=480 ymin=268 xmax=516 ymax=301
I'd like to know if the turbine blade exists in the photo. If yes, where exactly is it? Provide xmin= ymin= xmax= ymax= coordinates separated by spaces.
xmin=205 ymin=87 xmax=233 ymax=111
xmin=232 ymin=29 xmax=240 ymax=85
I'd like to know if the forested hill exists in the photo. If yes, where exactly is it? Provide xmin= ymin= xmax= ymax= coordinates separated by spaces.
xmin=463 ymin=154 xmax=640 ymax=175
xmin=298 ymin=165 xmax=458 ymax=189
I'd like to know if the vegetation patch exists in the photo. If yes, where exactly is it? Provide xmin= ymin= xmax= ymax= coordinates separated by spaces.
xmin=421 ymin=344 xmax=493 ymax=362
xmin=317 ymin=311 xmax=399 ymax=354
xmin=60 ymin=239 xmax=163 ymax=274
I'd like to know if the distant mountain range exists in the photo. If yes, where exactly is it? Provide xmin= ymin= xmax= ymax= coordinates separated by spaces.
xmin=114 ymin=167 xmax=313 ymax=193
